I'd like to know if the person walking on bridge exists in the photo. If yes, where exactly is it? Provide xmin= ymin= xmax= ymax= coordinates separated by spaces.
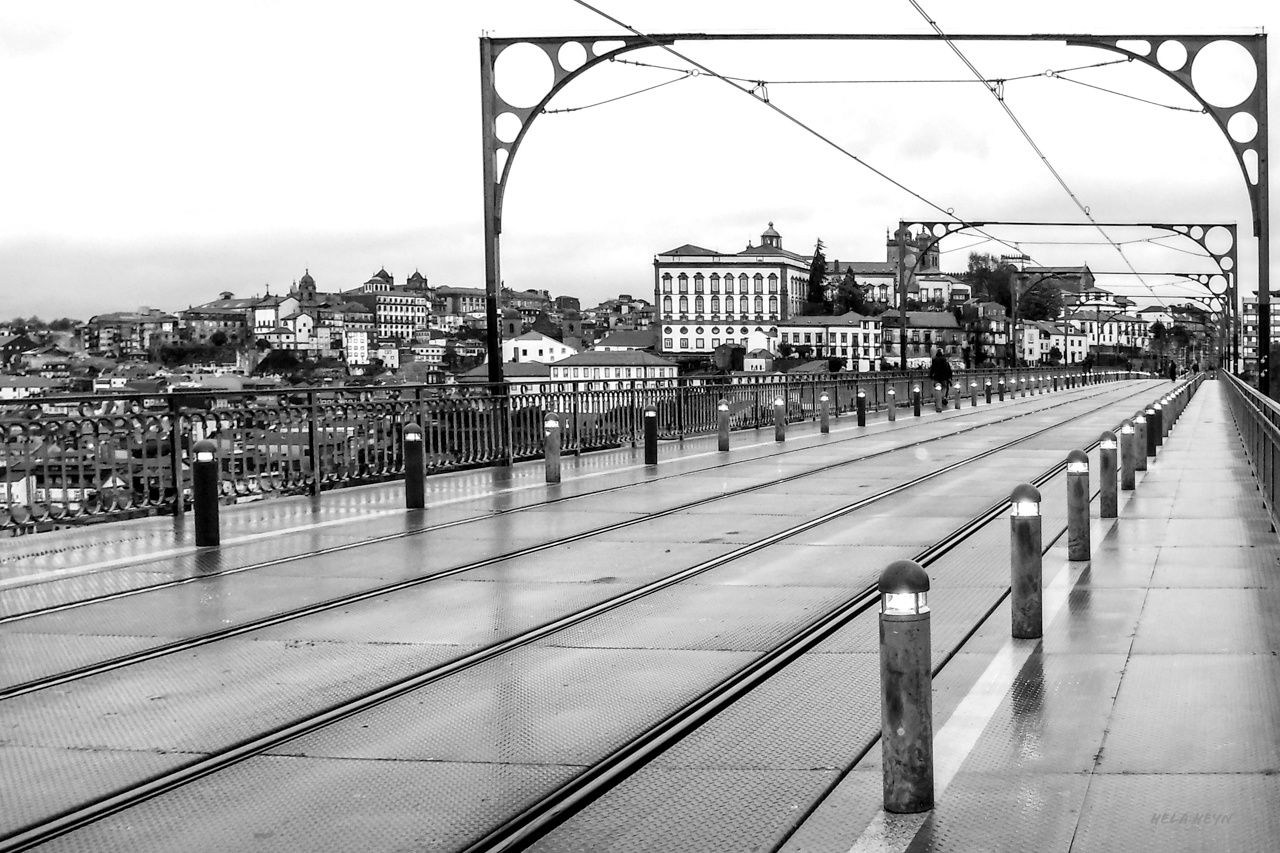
xmin=930 ymin=349 xmax=953 ymax=402
xmin=1168 ymin=361 xmax=1178 ymax=382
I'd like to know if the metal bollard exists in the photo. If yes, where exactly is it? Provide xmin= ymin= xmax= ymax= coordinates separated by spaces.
xmin=970 ymin=381 xmax=977 ymax=408
xmin=1099 ymin=430 xmax=1118 ymax=518
xmin=644 ymin=404 xmax=658 ymax=465
xmin=913 ymin=385 xmax=922 ymax=417
xmin=718 ymin=399 xmax=731 ymax=452
xmin=1053 ymin=375 xmax=1059 ymax=392
xmin=1135 ymin=411 xmax=1150 ymax=471
xmin=1066 ymin=449 xmax=1091 ymax=560
xmin=1161 ymin=397 xmax=1173 ymax=439
xmin=998 ymin=377 xmax=1006 ymax=401
xmin=953 ymin=382 xmax=961 ymax=410
xmin=1010 ymin=484 xmax=1043 ymax=639
xmin=404 ymin=424 xmax=425 ymax=508
xmin=1152 ymin=404 xmax=1162 ymax=458
xmin=887 ymin=387 xmax=897 ymax=422
xmin=856 ymin=389 xmax=867 ymax=427
xmin=774 ymin=397 xmax=787 ymax=442
xmin=820 ymin=392 xmax=831 ymax=434
xmin=985 ymin=379 xmax=993 ymax=404
xmin=1119 ymin=419 xmax=1136 ymax=490
xmin=192 ymin=439 xmax=220 ymax=547
xmin=543 ymin=413 xmax=562 ymax=484
xmin=1152 ymin=402 xmax=1164 ymax=449
xmin=1020 ymin=377 xmax=1027 ymax=398
xmin=934 ymin=383 xmax=943 ymax=413
xmin=878 ymin=560 xmax=933 ymax=813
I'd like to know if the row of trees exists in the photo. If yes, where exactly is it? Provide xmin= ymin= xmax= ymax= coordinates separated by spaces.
xmin=5 ymin=316 xmax=80 ymax=334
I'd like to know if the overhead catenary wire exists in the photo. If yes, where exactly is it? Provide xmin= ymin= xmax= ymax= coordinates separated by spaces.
xmin=544 ymin=70 xmax=694 ymax=113
xmin=906 ymin=0 xmax=1169 ymax=309
xmin=566 ymin=0 xmax=1037 ymax=265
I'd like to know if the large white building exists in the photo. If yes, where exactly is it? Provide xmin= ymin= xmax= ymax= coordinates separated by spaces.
xmin=654 ymin=223 xmax=813 ymax=357
xmin=774 ymin=313 xmax=883 ymax=372
xmin=502 ymin=331 xmax=579 ymax=365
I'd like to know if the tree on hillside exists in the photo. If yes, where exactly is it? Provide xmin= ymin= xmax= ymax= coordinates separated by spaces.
xmin=1019 ymin=284 xmax=1063 ymax=322
xmin=833 ymin=269 xmax=874 ymax=315
xmin=804 ymin=239 xmax=831 ymax=315
xmin=963 ymin=253 xmax=1018 ymax=312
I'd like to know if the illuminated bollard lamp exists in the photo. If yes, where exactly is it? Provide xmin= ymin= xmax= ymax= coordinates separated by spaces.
xmin=543 ymin=413 xmax=561 ymax=484
xmin=985 ymin=378 xmax=993 ymax=404
xmin=913 ymin=384 xmax=922 ymax=417
xmin=1134 ymin=411 xmax=1150 ymax=472
xmin=1020 ymin=376 xmax=1027 ymax=398
xmin=1066 ymin=449 xmax=1091 ymax=560
xmin=1152 ymin=402 xmax=1165 ymax=449
xmin=934 ymin=383 xmax=943 ymax=413
xmin=403 ymin=424 xmax=425 ymax=509
xmin=1119 ymin=419 xmax=1136 ymax=490
xmin=1099 ymin=430 xmax=1118 ymax=519
xmin=878 ymin=559 xmax=934 ymax=813
xmin=643 ymin=404 xmax=659 ymax=466
xmin=192 ymin=439 xmax=220 ymax=547
xmin=1009 ymin=484 xmax=1043 ymax=639
xmin=998 ymin=377 xmax=1006 ymax=402
xmin=970 ymin=381 xmax=977 ymax=408
xmin=820 ymin=391 xmax=831 ymax=434
xmin=856 ymin=389 xmax=867 ymax=427
xmin=953 ymin=382 xmax=961 ymax=410
xmin=717 ymin=399 xmax=731 ymax=452
xmin=774 ymin=397 xmax=787 ymax=442
xmin=887 ymin=387 xmax=897 ymax=422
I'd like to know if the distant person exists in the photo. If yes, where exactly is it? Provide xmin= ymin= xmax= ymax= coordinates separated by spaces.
xmin=1168 ymin=362 xmax=1178 ymax=381
xmin=930 ymin=349 xmax=953 ymax=401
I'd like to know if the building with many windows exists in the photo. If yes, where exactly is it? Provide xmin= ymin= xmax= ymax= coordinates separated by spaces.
xmin=654 ymin=223 xmax=812 ymax=358
xmin=774 ymin=313 xmax=883 ymax=372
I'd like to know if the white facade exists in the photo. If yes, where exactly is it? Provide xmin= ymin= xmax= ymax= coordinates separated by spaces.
xmin=344 ymin=329 xmax=372 ymax=366
xmin=655 ymin=223 xmax=812 ymax=357
xmin=376 ymin=289 xmax=430 ymax=341
xmin=502 ymin=332 xmax=578 ymax=365
xmin=775 ymin=313 xmax=883 ymax=372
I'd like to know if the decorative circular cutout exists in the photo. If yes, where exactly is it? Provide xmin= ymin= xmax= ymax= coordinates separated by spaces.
xmin=494 ymin=113 xmax=522 ymax=144
xmin=1157 ymin=40 xmax=1188 ymax=72
xmin=1228 ymin=111 xmax=1258 ymax=143
xmin=494 ymin=42 xmax=554 ymax=108
xmin=558 ymin=41 xmax=587 ymax=71
xmin=1191 ymin=40 xmax=1257 ymax=109
xmin=1190 ymin=225 xmax=1204 ymax=240
xmin=1207 ymin=275 xmax=1228 ymax=295
xmin=1204 ymin=225 xmax=1234 ymax=255
xmin=1221 ymin=257 xmax=1235 ymax=271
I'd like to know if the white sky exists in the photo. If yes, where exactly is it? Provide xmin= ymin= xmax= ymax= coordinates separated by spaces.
xmin=0 ymin=0 xmax=1273 ymax=320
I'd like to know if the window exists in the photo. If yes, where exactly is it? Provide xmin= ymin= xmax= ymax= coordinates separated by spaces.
xmin=679 ymin=296 xmax=689 ymax=313
xmin=695 ymin=296 xmax=705 ymax=313
xmin=754 ymin=274 xmax=764 ymax=294
xmin=710 ymin=274 xmax=720 ymax=293
xmin=711 ymin=338 xmax=720 ymax=348
xmin=694 ymin=274 xmax=704 ymax=293
xmin=754 ymin=296 xmax=763 ymax=314
xmin=573 ymin=367 xmax=580 ymax=378
xmin=678 ymin=274 xmax=689 ymax=293
xmin=768 ymin=295 xmax=778 ymax=314
xmin=711 ymin=295 xmax=720 ymax=313
xmin=696 ymin=338 xmax=705 ymax=349
xmin=740 ymin=296 xmax=750 ymax=314
xmin=724 ymin=299 xmax=734 ymax=315
xmin=768 ymin=274 xmax=778 ymax=293
xmin=664 ymin=338 xmax=673 ymax=350
xmin=662 ymin=274 xmax=672 ymax=293
xmin=739 ymin=274 xmax=750 ymax=293
xmin=680 ymin=337 xmax=689 ymax=349
xmin=626 ymin=368 xmax=633 ymax=378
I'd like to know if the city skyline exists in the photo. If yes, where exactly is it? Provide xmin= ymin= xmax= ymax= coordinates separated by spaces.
xmin=1 ymin=0 xmax=1273 ymax=319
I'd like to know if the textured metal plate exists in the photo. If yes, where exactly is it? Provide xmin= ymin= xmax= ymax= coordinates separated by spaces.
xmin=905 ymin=772 xmax=1090 ymax=852
xmin=1101 ymin=655 xmax=1280 ymax=773
xmin=1071 ymin=774 xmax=1280 ymax=853
xmin=1132 ymin=589 xmax=1280 ymax=653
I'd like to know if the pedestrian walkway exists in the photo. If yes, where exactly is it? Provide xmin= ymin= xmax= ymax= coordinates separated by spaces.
xmin=784 ymin=377 xmax=1280 ymax=853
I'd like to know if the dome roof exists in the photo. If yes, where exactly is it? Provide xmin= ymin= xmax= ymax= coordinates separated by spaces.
xmin=502 ymin=306 xmax=523 ymax=319
xmin=762 ymin=221 xmax=780 ymax=238
xmin=299 ymin=269 xmax=315 ymax=285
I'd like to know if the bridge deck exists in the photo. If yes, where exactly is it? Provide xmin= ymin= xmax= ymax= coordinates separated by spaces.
xmin=2 ymin=376 xmax=1273 ymax=853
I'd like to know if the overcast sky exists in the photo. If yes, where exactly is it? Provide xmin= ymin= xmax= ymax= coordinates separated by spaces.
xmin=1 ymin=0 xmax=1273 ymax=321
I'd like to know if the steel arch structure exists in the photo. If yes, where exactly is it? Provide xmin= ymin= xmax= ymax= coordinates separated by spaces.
xmin=479 ymin=32 xmax=1267 ymax=389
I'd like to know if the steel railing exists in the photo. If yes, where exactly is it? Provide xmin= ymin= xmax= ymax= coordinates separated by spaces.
xmin=1221 ymin=370 xmax=1280 ymax=531
xmin=2 ymin=366 xmax=1135 ymax=534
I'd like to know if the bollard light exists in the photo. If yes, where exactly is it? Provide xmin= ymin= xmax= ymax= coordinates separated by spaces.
xmin=856 ymin=389 xmax=867 ymax=427
xmin=717 ymin=400 xmax=729 ymax=412
xmin=1120 ymin=421 xmax=1134 ymax=435
xmin=878 ymin=559 xmax=933 ymax=813
xmin=195 ymin=447 xmax=215 ymax=462
xmin=887 ymin=387 xmax=897 ymax=422
xmin=1119 ymin=419 xmax=1136 ymax=490
xmin=1066 ymin=449 xmax=1091 ymax=560
xmin=543 ymin=413 xmax=561 ymax=484
xmin=774 ymin=397 xmax=787 ymax=442
xmin=403 ymin=423 xmax=426 ymax=508
xmin=717 ymin=398 xmax=731 ymax=452
xmin=192 ymin=439 xmax=220 ymax=547
xmin=644 ymin=404 xmax=659 ymax=465
xmin=1099 ymin=430 xmax=1118 ymax=518
xmin=1009 ymin=483 xmax=1043 ymax=639
xmin=819 ymin=392 xmax=831 ymax=434
xmin=1100 ymin=433 xmax=1117 ymax=451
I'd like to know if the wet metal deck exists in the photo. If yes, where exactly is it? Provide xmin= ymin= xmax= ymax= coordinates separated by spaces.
xmin=5 ymin=377 xmax=1268 ymax=853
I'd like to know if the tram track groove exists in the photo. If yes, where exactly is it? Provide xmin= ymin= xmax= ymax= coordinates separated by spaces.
xmin=0 ymin=385 xmax=1155 ymax=852
xmin=0 ymin=385 xmax=1145 ymax=702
